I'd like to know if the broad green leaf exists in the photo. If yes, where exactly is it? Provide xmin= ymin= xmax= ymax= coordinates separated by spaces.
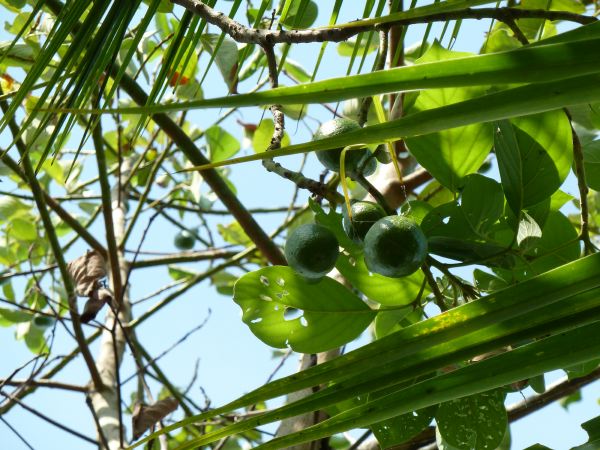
xmin=211 ymin=271 xmax=237 ymax=296
xmin=405 ymin=43 xmax=493 ymax=191
xmin=436 ymin=390 xmax=507 ymax=450
xmin=0 ymin=307 xmax=32 ymax=326
xmin=0 ymin=0 xmax=26 ymax=12
xmin=16 ymin=321 xmax=48 ymax=354
xmin=336 ymin=253 xmax=426 ymax=307
xmin=200 ymin=34 xmax=239 ymax=90
xmin=373 ymin=308 xmax=417 ymax=340
xmin=252 ymin=120 xmax=291 ymax=152
xmin=0 ymin=195 xmax=29 ymax=221
xmin=372 ymin=405 xmax=436 ymax=448
xmin=0 ymin=41 xmax=35 ymax=69
xmin=564 ymin=359 xmax=600 ymax=379
xmin=233 ymin=266 xmax=375 ymax=353
xmin=11 ymin=217 xmax=38 ymax=241
xmin=495 ymin=111 xmax=572 ymax=214
xmin=481 ymin=27 xmax=521 ymax=54
xmin=283 ymin=58 xmax=311 ymax=83
xmin=280 ymin=0 xmax=318 ymax=29
xmin=517 ymin=212 xmax=542 ymax=249
xmin=460 ymin=174 xmax=503 ymax=235
xmin=206 ymin=125 xmax=240 ymax=162
xmin=168 ymin=265 xmax=198 ymax=281
xmin=280 ymin=103 xmax=308 ymax=120
xmin=400 ymin=200 xmax=433 ymax=225
xmin=218 ymin=221 xmax=251 ymax=246
xmin=473 ymin=270 xmax=508 ymax=293
xmin=572 ymin=416 xmax=600 ymax=450
xmin=583 ymin=140 xmax=600 ymax=191
xmin=525 ymin=211 xmax=580 ymax=276
xmin=337 ymin=32 xmax=378 ymax=57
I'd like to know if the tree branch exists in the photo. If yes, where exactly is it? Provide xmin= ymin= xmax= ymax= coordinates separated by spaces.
xmin=172 ymin=1 xmax=596 ymax=45
xmin=0 ymin=88 xmax=104 ymax=391
xmin=0 ymin=379 xmax=88 ymax=393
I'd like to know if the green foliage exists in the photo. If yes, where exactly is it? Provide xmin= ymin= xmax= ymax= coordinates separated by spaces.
xmin=405 ymin=42 xmax=493 ymax=191
xmin=233 ymin=266 xmax=375 ymax=353
xmin=436 ymin=389 xmax=507 ymax=450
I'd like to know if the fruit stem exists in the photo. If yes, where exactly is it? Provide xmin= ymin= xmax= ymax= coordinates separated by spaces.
xmin=354 ymin=173 xmax=395 ymax=216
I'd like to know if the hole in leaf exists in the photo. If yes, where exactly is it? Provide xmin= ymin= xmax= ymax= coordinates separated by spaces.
xmin=276 ymin=278 xmax=285 ymax=287
xmin=442 ymin=216 xmax=450 ymax=225
xmin=260 ymin=275 xmax=270 ymax=286
xmin=259 ymin=294 xmax=272 ymax=302
xmin=300 ymin=316 xmax=308 ymax=327
xmin=284 ymin=307 xmax=302 ymax=321
xmin=250 ymin=317 xmax=263 ymax=324
xmin=349 ymin=257 xmax=356 ymax=267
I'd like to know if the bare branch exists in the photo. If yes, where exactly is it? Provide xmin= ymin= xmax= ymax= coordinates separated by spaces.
xmin=173 ymin=1 xmax=596 ymax=46
xmin=0 ymin=379 xmax=88 ymax=393
xmin=0 ymin=390 xmax=99 ymax=446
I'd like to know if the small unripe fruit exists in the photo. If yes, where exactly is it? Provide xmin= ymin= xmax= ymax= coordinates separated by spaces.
xmin=343 ymin=201 xmax=387 ymax=243
xmin=364 ymin=216 xmax=428 ymax=278
xmin=284 ymin=224 xmax=339 ymax=280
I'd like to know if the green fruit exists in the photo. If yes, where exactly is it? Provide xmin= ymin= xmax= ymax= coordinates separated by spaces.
xmin=314 ymin=118 xmax=372 ymax=174
xmin=285 ymin=223 xmax=340 ymax=280
xmin=174 ymin=230 xmax=196 ymax=250
xmin=343 ymin=201 xmax=387 ymax=242
xmin=364 ymin=215 xmax=428 ymax=278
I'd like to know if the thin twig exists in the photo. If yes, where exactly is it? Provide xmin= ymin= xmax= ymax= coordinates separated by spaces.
xmin=0 ymin=390 xmax=99 ymax=445
xmin=421 ymin=263 xmax=446 ymax=312
xmin=0 ymin=416 xmax=36 ymax=450
xmin=0 ymin=379 xmax=88 ymax=393
xmin=260 ymin=43 xmax=342 ymax=203
xmin=0 ymin=86 xmax=104 ymax=391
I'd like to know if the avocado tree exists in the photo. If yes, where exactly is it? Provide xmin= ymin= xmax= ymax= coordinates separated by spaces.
xmin=1 ymin=0 xmax=600 ymax=449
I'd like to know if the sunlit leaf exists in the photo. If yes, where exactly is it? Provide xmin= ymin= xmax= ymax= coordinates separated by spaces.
xmin=233 ymin=266 xmax=375 ymax=353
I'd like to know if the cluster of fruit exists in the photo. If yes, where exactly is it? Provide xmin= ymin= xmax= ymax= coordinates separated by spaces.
xmin=285 ymin=202 xmax=428 ymax=281
xmin=285 ymin=117 xmax=428 ymax=282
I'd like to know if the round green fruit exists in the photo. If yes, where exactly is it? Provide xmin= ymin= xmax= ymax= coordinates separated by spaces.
xmin=285 ymin=223 xmax=340 ymax=280
xmin=343 ymin=201 xmax=387 ymax=242
xmin=363 ymin=215 xmax=428 ymax=278
xmin=314 ymin=118 xmax=373 ymax=174
xmin=174 ymin=230 xmax=196 ymax=250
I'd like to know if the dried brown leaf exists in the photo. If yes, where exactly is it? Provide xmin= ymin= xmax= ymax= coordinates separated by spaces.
xmin=80 ymin=288 xmax=113 ymax=323
xmin=132 ymin=397 xmax=179 ymax=440
xmin=67 ymin=250 xmax=106 ymax=297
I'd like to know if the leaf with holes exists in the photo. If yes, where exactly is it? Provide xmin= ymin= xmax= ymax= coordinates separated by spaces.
xmin=372 ymin=405 xmax=437 ymax=448
xmin=436 ymin=389 xmax=507 ymax=450
xmin=233 ymin=266 xmax=375 ymax=353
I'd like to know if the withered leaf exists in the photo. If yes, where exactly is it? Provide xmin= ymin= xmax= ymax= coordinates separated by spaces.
xmin=132 ymin=397 xmax=179 ymax=440
xmin=80 ymin=288 xmax=113 ymax=323
xmin=67 ymin=250 xmax=107 ymax=297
